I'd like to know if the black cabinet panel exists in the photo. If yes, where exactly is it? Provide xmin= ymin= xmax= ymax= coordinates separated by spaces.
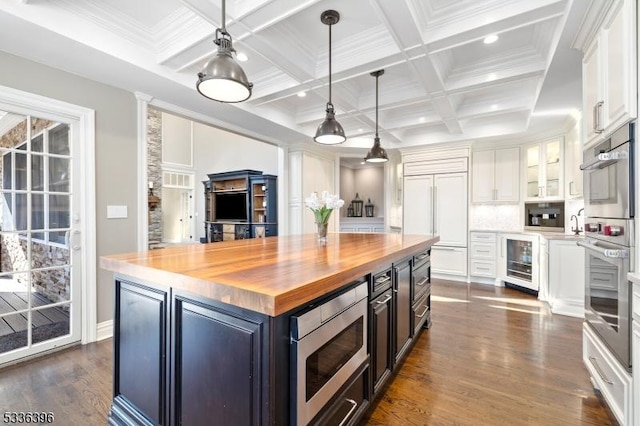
xmin=394 ymin=259 xmax=412 ymax=363
xmin=173 ymin=297 xmax=263 ymax=426
xmin=113 ymin=280 xmax=167 ymax=425
xmin=370 ymin=289 xmax=393 ymax=394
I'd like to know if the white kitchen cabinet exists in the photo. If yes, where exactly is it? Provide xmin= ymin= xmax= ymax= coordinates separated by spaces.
xmin=582 ymin=0 xmax=637 ymax=147
xmin=564 ymin=121 xmax=582 ymax=198
xmin=523 ymin=138 xmax=564 ymax=201
xmin=403 ymin=159 xmax=468 ymax=277
xmin=471 ymin=147 xmax=519 ymax=203
xmin=469 ymin=231 xmax=497 ymax=279
xmin=633 ymin=320 xmax=640 ymax=426
xmin=583 ymin=323 xmax=632 ymax=426
xmin=548 ymin=240 xmax=585 ymax=318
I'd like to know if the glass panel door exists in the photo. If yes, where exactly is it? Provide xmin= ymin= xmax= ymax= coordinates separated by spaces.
xmin=545 ymin=140 xmax=561 ymax=197
xmin=0 ymin=112 xmax=79 ymax=362
xmin=526 ymin=145 xmax=540 ymax=198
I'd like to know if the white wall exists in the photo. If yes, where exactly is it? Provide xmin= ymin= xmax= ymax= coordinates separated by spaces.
xmin=192 ymin=122 xmax=279 ymax=240
xmin=339 ymin=165 xmax=384 ymax=218
xmin=0 ymin=51 xmax=137 ymax=324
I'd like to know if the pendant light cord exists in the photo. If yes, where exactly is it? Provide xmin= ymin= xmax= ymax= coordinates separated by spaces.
xmin=375 ymin=73 xmax=379 ymax=138
xmin=221 ymin=0 xmax=226 ymax=32
xmin=328 ymin=23 xmax=333 ymax=107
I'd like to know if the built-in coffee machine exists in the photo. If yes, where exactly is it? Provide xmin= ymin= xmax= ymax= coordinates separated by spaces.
xmin=524 ymin=202 xmax=565 ymax=232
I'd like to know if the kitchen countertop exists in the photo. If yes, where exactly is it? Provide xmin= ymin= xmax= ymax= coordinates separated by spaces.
xmin=470 ymin=229 xmax=585 ymax=240
xmin=101 ymin=232 xmax=439 ymax=316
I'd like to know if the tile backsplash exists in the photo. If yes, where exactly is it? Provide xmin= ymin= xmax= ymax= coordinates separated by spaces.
xmin=469 ymin=204 xmax=521 ymax=231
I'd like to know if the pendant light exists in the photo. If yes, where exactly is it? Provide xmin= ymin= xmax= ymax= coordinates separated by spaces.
xmin=314 ymin=10 xmax=346 ymax=145
xmin=365 ymin=70 xmax=389 ymax=163
xmin=196 ymin=0 xmax=253 ymax=103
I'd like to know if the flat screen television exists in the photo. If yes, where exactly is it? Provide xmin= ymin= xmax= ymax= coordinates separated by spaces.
xmin=215 ymin=192 xmax=248 ymax=221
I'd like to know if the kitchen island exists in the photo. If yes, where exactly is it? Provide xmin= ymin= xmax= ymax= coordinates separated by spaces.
xmin=101 ymin=232 xmax=438 ymax=425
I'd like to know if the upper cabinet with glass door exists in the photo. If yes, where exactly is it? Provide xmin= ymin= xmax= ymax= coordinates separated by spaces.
xmin=524 ymin=138 xmax=564 ymax=201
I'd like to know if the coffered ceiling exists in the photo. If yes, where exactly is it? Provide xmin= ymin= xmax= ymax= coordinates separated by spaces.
xmin=0 ymin=0 xmax=586 ymax=153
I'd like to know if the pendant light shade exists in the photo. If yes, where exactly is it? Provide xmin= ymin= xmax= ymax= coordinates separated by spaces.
xmin=314 ymin=10 xmax=346 ymax=145
xmin=196 ymin=1 xmax=253 ymax=103
xmin=365 ymin=70 xmax=388 ymax=163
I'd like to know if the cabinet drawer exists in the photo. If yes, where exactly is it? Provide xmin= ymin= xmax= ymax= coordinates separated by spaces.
xmin=470 ymin=242 xmax=496 ymax=259
xmin=470 ymin=232 xmax=496 ymax=243
xmin=371 ymin=268 xmax=393 ymax=296
xmin=583 ymin=324 xmax=631 ymax=426
xmin=412 ymin=289 xmax=430 ymax=334
xmin=431 ymin=247 xmax=467 ymax=276
xmin=470 ymin=260 xmax=496 ymax=278
xmin=315 ymin=365 xmax=369 ymax=426
xmin=412 ymin=262 xmax=430 ymax=302
xmin=413 ymin=250 xmax=430 ymax=269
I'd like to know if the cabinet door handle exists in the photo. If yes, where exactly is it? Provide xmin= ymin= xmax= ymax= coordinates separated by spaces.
xmin=417 ymin=253 xmax=429 ymax=261
xmin=588 ymin=356 xmax=614 ymax=384
xmin=500 ymin=237 xmax=504 ymax=258
xmin=338 ymin=398 xmax=359 ymax=426
xmin=415 ymin=277 xmax=428 ymax=287
xmin=375 ymin=275 xmax=391 ymax=285
xmin=493 ymin=188 xmax=497 ymax=200
xmin=569 ymin=181 xmax=574 ymax=196
xmin=375 ymin=294 xmax=393 ymax=305
xmin=538 ymin=186 xmax=543 ymax=198
xmin=594 ymin=101 xmax=604 ymax=133
xmin=416 ymin=304 xmax=429 ymax=318
xmin=433 ymin=185 xmax=437 ymax=234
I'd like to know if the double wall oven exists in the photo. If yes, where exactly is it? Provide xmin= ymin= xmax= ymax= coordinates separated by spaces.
xmin=579 ymin=121 xmax=635 ymax=370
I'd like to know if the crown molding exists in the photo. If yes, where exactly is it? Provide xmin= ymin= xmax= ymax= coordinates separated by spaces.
xmin=571 ymin=0 xmax=615 ymax=51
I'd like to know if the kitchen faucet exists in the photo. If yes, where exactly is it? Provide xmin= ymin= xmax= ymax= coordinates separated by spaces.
xmin=571 ymin=208 xmax=584 ymax=235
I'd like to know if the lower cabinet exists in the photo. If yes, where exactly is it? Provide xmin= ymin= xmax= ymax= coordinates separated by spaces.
xmin=111 ymin=278 xmax=277 ymax=426
xmin=172 ymin=295 xmax=265 ymax=425
xmin=431 ymin=246 xmax=467 ymax=276
xmin=111 ymin=280 xmax=168 ymax=425
xmin=548 ymin=240 xmax=585 ymax=317
xmin=394 ymin=258 xmax=412 ymax=363
xmin=369 ymin=287 xmax=393 ymax=395
xmin=469 ymin=231 xmax=497 ymax=280
xmin=583 ymin=324 xmax=632 ymax=425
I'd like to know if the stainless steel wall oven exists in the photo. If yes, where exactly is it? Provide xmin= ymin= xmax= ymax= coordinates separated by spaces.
xmin=578 ymin=218 xmax=634 ymax=370
xmin=580 ymin=121 xmax=635 ymax=219
xmin=290 ymin=281 xmax=368 ymax=425
xmin=579 ymin=120 xmax=635 ymax=371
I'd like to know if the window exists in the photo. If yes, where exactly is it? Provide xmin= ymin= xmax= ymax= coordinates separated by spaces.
xmin=2 ymin=122 xmax=70 ymax=245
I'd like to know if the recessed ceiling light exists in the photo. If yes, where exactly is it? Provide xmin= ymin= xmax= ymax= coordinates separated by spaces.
xmin=483 ymin=34 xmax=499 ymax=44
xmin=491 ymin=104 xmax=498 ymax=110
xmin=358 ymin=128 xmax=364 ymax=132
xmin=360 ymin=161 xmax=365 ymax=165
xmin=297 ymin=91 xmax=306 ymax=97
xmin=236 ymin=52 xmax=248 ymax=62
xmin=419 ymin=116 xmax=426 ymax=122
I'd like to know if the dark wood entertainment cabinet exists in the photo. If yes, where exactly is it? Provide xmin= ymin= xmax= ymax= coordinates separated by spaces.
xmin=101 ymin=233 xmax=438 ymax=425
xmin=203 ymin=169 xmax=277 ymax=243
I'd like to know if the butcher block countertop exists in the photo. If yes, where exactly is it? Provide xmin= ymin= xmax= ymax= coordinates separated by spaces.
xmin=101 ymin=233 xmax=439 ymax=317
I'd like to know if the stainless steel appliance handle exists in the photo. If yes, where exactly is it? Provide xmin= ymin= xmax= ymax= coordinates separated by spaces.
xmin=588 ymin=356 xmax=614 ymax=384
xmin=580 ymin=151 xmax=628 ymax=170
xmin=375 ymin=294 xmax=392 ymax=305
xmin=338 ymin=398 xmax=358 ymax=426
xmin=576 ymin=240 xmax=629 ymax=258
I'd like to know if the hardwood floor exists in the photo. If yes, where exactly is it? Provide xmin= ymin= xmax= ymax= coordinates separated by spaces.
xmin=363 ymin=279 xmax=616 ymax=426
xmin=0 ymin=279 xmax=616 ymax=425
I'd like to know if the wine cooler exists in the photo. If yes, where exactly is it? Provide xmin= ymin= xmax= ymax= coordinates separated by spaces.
xmin=500 ymin=234 xmax=539 ymax=293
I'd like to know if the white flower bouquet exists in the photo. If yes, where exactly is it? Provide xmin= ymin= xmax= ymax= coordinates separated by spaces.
xmin=305 ymin=191 xmax=345 ymax=224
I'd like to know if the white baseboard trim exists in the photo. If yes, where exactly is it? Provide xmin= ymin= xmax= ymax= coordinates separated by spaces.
xmin=432 ymin=273 xmax=468 ymax=283
xmin=96 ymin=320 xmax=114 ymax=341
xmin=551 ymin=301 xmax=585 ymax=318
